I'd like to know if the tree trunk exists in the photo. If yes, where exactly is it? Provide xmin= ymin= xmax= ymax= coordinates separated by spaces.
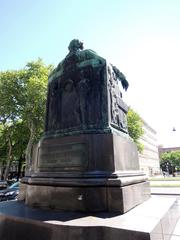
xmin=4 ymin=136 xmax=13 ymax=180
xmin=25 ymin=122 xmax=35 ymax=174
xmin=0 ymin=166 xmax=5 ymax=180
xmin=17 ymin=156 xmax=24 ymax=181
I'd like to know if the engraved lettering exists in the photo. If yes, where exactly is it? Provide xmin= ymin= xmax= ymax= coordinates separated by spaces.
xmin=37 ymin=143 xmax=87 ymax=169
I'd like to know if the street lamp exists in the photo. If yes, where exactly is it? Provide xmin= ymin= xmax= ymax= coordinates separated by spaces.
xmin=172 ymin=127 xmax=176 ymax=131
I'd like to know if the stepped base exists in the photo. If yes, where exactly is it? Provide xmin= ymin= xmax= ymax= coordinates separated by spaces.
xmin=22 ymin=133 xmax=151 ymax=213
xmin=20 ymin=175 xmax=150 ymax=213
xmin=0 ymin=197 xmax=179 ymax=240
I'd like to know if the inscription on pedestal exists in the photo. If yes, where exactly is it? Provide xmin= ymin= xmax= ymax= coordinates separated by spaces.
xmin=37 ymin=143 xmax=88 ymax=170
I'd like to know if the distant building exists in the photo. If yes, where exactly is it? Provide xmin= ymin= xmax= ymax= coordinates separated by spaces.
xmin=138 ymin=119 xmax=160 ymax=177
xmin=158 ymin=146 xmax=180 ymax=156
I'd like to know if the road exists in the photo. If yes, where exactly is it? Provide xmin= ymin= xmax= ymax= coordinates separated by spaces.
xmin=151 ymin=187 xmax=180 ymax=197
xmin=150 ymin=180 xmax=180 ymax=186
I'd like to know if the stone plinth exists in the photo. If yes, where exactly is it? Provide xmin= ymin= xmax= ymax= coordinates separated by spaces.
xmin=31 ymin=133 xmax=140 ymax=173
xmin=20 ymin=179 xmax=150 ymax=213
xmin=21 ymin=133 xmax=150 ymax=213
xmin=0 ymin=197 xmax=179 ymax=240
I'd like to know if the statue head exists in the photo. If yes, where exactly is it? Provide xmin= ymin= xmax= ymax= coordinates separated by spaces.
xmin=68 ymin=39 xmax=84 ymax=52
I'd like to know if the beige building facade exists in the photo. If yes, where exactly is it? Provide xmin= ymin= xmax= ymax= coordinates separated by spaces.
xmin=138 ymin=119 xmax=160 ymax=177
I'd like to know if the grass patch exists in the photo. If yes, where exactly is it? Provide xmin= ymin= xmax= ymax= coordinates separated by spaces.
xmin=150 ymin=184 xmax=180 ymax=187
xmin=150 ymin=182 xmax=180 ymax=187
xmin=149 ymin=177 xmax=180 ymax=181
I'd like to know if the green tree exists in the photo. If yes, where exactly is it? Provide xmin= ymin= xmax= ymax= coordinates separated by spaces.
xmin=0 ymin=124 xmax=8 ymax=178
xmin=0 ymin=70 xmax=25 ymax=179
xmin=127 ymin=108 xmax=144 ymax=152
xmin=0 ymin=70 xmax=25 ymax=123
xmin=0 ymin=121 xmax=29 ymax=180
xmin=160 ymin=151 xmax=180 ymax=170
xmin=0 ymin=59 xmax=53 ymax=179
xmin=21 ymin=59 xmax=53 ymax=171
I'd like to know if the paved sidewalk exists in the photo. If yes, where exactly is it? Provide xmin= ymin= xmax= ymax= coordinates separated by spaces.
xmin=170 ymin=200 xmax=180 ymax=240
xmin=150 ymin=191 xmax=180 ymax=239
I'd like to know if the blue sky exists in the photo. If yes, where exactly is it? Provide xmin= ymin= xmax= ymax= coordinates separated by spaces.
xmin=1 ymin=0 xmax=180 ymax=146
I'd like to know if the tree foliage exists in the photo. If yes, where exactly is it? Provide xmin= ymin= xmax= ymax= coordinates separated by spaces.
xmin=127 ymin=108 xmax=144 ymax=152
xmin=160 ymin=151 xmax=180 ymax=170
xmin=21 ymin=59 xmax=53 ymax=168
xmin=0 ymin=59 xmax=53 ymax=179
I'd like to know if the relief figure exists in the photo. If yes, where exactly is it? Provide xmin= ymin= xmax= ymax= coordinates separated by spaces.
xmin=48 ymin=80 xmax=59 ymax=130
xmin=77 ymin=75 xmax=91 ymax=127
xmin=60 ymin=79 xmax=81 ymax=129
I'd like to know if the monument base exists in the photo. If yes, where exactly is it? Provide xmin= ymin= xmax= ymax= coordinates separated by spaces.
xmin=20 ymin=177 xmax=150 ymax=213
xmin=21 ymin=133 xmax=150 ymax=213
xmin=0 ymin=197 xmax=179 ymax=240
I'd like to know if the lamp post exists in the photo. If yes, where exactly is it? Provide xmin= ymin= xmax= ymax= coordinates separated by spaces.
xmin=173 ymin=127 xmax=176 ymax=132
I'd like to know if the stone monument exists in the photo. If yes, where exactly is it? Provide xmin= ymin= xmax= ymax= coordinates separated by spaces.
xmin=0 ymin=40 xmax=179 ymax=240
xmin=21 ymin=39 xmax=150 ymax=212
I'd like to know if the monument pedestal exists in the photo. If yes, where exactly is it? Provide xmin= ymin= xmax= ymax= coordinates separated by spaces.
xmin=0 ymin=197 xmax=179 ymax=240
xmin=20 ymin=178 xmax=150 ymax=213
xmin=21 ymin=133 xmax=150 ymax=213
